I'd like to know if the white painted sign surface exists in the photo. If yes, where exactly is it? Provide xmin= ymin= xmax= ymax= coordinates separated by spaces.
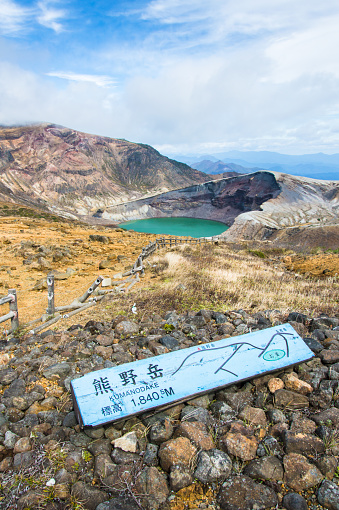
xmin=70 ymin=323 xmax=314 ymax=427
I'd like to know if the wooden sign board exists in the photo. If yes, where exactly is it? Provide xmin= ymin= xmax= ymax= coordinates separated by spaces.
xmin=70 ymin=323 xmax=314 ymax=427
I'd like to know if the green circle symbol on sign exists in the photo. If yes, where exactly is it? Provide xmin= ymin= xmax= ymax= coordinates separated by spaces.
xmin=263 ymin=349 xmax=286 ymax=361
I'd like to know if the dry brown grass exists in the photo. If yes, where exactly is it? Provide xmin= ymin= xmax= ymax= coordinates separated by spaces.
xmin=104 ymin=243 xmax=339 ymax=320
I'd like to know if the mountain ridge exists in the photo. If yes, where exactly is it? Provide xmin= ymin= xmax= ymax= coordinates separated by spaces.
xmin=0 ymin=123 xmax=210 ymax=220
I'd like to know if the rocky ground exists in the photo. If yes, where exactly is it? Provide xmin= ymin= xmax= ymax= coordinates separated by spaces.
xmin=0 ymin=215 xmax=157 ymax=325
xmin=1 ymin=308 xmax=339 ymax=510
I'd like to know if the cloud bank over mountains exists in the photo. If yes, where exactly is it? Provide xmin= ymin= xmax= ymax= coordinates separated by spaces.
xmin=1 ymin=0 xmax=339 ymax=155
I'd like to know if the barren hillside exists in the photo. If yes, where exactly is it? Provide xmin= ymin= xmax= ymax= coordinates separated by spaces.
xmin=0 ymin=124 xmax=209 ymax=220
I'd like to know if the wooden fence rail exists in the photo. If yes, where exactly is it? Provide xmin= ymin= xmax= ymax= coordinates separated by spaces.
xmin=0 ymin=289 xmax=19 ymax=332
xmin=155 ymin=236 xmax=221 ymax=248
xmin=1 ymin=234 xmax=222 ymax=336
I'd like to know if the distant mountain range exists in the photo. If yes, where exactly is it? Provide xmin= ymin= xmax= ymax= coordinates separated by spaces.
xmin=171 ymin=151 xmax=339 ymax=181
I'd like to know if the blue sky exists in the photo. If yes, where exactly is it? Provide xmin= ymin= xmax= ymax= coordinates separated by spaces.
xmin=1 ymin=0 xmax=339 ymax=155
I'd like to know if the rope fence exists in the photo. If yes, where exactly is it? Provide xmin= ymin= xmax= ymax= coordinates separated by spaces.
xmin=0 ymin=235 xmax=221 ymax=335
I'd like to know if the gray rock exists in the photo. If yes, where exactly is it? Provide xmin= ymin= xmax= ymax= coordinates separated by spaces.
xmin=3 ymin=378 xmax=26 ymax=398
xmin=89 ymin=234 xmax=109 ymax=244
xmin=149 ymin=417 xmax=173 ymax=444
xmin=84 ymin=426 xmax=105 ymax=439
xmin=244 ymin=455 xmax=283 ymax=481
xmin=287 ymin=312 xmax=309 ymax=324
xmin=71 ymin=481 xmax=108 ymax=510
xmin=95 ymin=503 xmax=110 ymax=510
xmin=210 ymin=401 xmax=235 ymax=421
xmin=94 ymin=454 xmax=117 ymax=479
xmin=0 ymin=414 xmax=8 ymax=427
xmin=194 ymin=449 xmax=232 ymax=483
xmin=4 ymin=430 xmax=19 ymax=448
xmin=257 ymin=436 xmax=283 ymax=457
xmin=63 ymin=411 xmax=77 ymax=428
xmin=71 ymin=432 xmax=92 ymax=448
xmin=314 ymin=455 xmax=338 ymax=479
xmin=312 ymin=329 xmax=326 ymax=341
xmin=111 ymin=448 xmax=140 ymax=464
xmin=186 ymin=315 xmax=207 ymax=328
xmin=159 ymin=335 xmax=179 ymax=350
xmin=164 ymin=311 xmax=179 ymax=328
xmin=37 ymin=410 xmax=65 ymax=427
xmin=114 ymin=320 xmax=139 ymax=336
xmin=13 ymin=451 xmax=35 ymax=470
xmin=219 ymin=390 xmax=254 ymax=411
xmin=217 ymin=474 xmax=278 ymax=510
xmin=303 ymin=337 xmax=324 ymax=354
xmin=55 ymin=467 xmax=76 ymax=484
xmin=312 ymin=408 xmax=339 ymax=426
xmin=274 ymin=389 xmax=309 ymax=410
xmin=181 ymin=405 xmax=212 ymax=425
xmin=283 ymin=453 xmax=323 ymax=491
xmin=87 ymin=439 xmax=112 ymax=457
xmin=143 ymin=443 xmax=159 ymax=466
xmin=196 ymin=309 xmax=213 ymax=321
xmin=42 ymin=362 xmax=71 ymax=379
xmin=141 ymin=411 xmax=169 ymax=428
xmin=317 ymin=479 xmax=339 ymax=510
xmin=282 ymin=493 xmax=308 ymax=510
xmin=0 ymin=368 xmax=18 ymax=385
xmin=283 ymin=431 xmax=325 ymax=455
xmin=169 ymin=464 xmax=193 ymax=491
xmin=134 ymin=466 xmax=169 ymax=510
xmin=17 ymin=490 xmax=42 ymax=510
xmin=95 ymin=497 xmax=140 ymax=510
xmin=267 ymin=408 xmax=288 ymax=424
xmin=213 ymin=312 xmax=228 ymax=324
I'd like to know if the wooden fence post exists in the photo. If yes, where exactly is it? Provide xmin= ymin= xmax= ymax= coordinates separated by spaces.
xmin=8 ymin=289 xmax=19 ymax=332
xmin=77 ymin=276 xmax=104 ymax=303
xmin=47 ymin=274 xmax=55 ymax=315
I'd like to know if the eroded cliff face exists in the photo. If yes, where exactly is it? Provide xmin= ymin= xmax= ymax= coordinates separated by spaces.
xmin=0 ymin=124 xmax=209 ymax=218
xmin=221 ymin=172 xmax=339 ymax=242
xmin=100 ymin=172 xmax=281 ymax=226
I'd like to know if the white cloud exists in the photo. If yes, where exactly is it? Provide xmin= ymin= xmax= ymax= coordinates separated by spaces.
xmin=141 ymin=0 xmax=338 ymax=33
xmin=0 ymin=0 xmax=67 ymax=36
xmin=0 ymin=62 xmax=126 ymax=136
xmin=36 ymin=1 xmax=66 ymax=33
xmin=0 ymin=0 xmax=32 ymax=35
xmin=136 ymin=0 xmax=339 ymax=61
xmin=1 ymin=1 xmax=339 ymax=154
xmin=46 ymin=71 xmax=116 ymax=88
xmin=265 ymin=14 xmax=339 ymax=83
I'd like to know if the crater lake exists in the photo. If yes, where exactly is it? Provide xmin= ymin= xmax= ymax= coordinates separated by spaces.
xmin=119 ymin=217 xmax=228 ymax=238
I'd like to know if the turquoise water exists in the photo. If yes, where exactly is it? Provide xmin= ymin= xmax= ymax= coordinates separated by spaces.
xmin=119 ymin=217 xmax=228 ymax=238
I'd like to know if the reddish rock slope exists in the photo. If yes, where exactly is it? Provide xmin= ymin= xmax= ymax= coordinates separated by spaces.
xmin=0 ymin=124 xmax=209 ymax=219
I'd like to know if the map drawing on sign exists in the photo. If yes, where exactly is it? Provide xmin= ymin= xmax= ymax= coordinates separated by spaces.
xmin=71 ymin=323 xmax=314 ymax=427
xmin=172 ymin=331 xmax=291 ymax=377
